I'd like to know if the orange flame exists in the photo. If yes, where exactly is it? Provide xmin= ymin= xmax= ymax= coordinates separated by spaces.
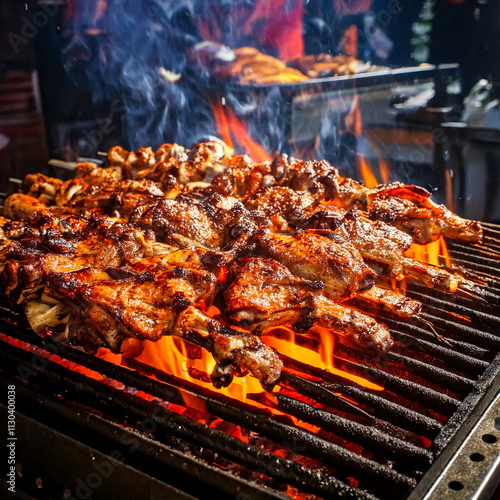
xmin=262 ymin=327 xmax=383 ymax=391
xmin=379 ymin=158 xmax=390 ymax=184
xmin=119 ymin=322 xmax=383 ymax=410
xmin=212 ymin=100 xmax=271 ymax=162
xmin=357 ymin=156 xmax=379 ymax=188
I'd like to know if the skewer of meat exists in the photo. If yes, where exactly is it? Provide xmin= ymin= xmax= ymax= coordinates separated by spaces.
xmin=258 ymin=229 xmax=422 ymax=318
xmin=3 ymin=194 xmax=397 ymax=353
xmin=0 ymin=187 xmax=438 ymax=318
xmin=246 ymin=185 xmax=481 ymax=295
xmin=224 ymin=257 xmax=394 ymax=353
xmin=334 ymin=179 xmax=483 ymax=245
xmin=43 ymin=263 xmax=281 ymax=389
xmin=2 ymin=215 xmax=282 ymax=388
xmin=107 ymin=141 xmax=230 ymax=184
xmin=212 ymin=154 xmax=483 ymax=245
xmin=1 ymin=211 xmax=175 ymax=304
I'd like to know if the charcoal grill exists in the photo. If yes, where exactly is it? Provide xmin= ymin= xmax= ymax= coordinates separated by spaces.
xmin=1 ymin=224 xmax=499 ymax=499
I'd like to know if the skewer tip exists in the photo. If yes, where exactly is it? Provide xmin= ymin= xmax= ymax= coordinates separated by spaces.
xmin=420 ymin=316 xmax=453 ymax=347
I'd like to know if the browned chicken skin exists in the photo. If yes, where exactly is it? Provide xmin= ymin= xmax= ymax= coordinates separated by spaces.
xmin=225 ymin=258 xmax=393 ymax=353
xmin=216 ymin=154 xmax=483 ymax=245
xmin=258 ymin=230 xmax=376 ymax=300
xmin=45 ymin=253 xmax=281 ymax=388
xmin=246 ymin=185 xmax=479 ymax=294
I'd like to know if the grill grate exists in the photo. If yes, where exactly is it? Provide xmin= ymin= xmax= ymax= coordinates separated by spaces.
xmin=1 ymin=227 xmax=500 ymax=499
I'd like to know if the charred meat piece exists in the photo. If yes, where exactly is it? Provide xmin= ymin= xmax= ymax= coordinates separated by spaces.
xmin=224 ymin=257 xmax=393 ymax=353
xmin=215 ymin=154 xmax=482 ymax=244
xmin=130 ymin=196 xmax=227 ymax=249
xmin=246 ymin=186 xmax=478 ymax=294
xmin=1 ymin=213 xmax=172 ymax=303
xmin=65 ymin=180 xmax=164 ymax=218
xmin=366 ymin=184 xmax=483 ymax=244
xmin=258 ymin=230 xmax=376 ymax=300
xmin=130 ymin=191 xmax=262 ymax=254
xmin=4 ymin=193 xmax=58 ymax=221
xmin=334 ymin=178 xmax=483 ymax=244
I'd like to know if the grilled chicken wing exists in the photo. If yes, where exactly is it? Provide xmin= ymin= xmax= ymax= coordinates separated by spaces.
xmin=224 ymin=257 xmax=393 ymax=353
xmin=220 ymin=154 xmax=482 ymax=244
xmin=1 ymin=213 xmax=174 ymax=303
xmin=44 ymin=260 xmax=282 ymax=388
xmin=258 ymin=230 xmax=376 ymax=299
xmin=333 ymin=178 xmax=483 ymax=244
xmin=246 ymin=186 xmax=478 ymax=294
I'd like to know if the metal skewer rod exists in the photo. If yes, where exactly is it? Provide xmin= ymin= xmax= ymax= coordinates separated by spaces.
xmin=48 ymin=159 xmax=77 ymax=170
xmin=77 ymin=157 xmax=103 ymax=165
xmin=8 ymin=178 xmax=22 ymax=185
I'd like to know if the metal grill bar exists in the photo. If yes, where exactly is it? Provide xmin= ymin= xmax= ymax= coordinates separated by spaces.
xmin=447 ymin=240 xmax=500 ymax=259
xmin=411 ymin=279 xmax=499 ymax=305
xmin=446 ymin=247 xmax=500 ymax=269
xmin=389 ymin=330 xmax=489 ymax=374
xmin=329 ymin=356 xmax=460 ymax=414
xmin=382 ymin=318 xmax=491 ymax=362
xmin=406 ymin=290 xmax=500 ymax=332
xmin=0 ymin=336 xmax=378 ymax=499
xmin=384 ymin=351 xmax=475 ymax=393
xmin=282 ymin=353 xmax=459 ymax=416
xmin=280 ymin=371 xmax=443 ymax=439
xmin=444 ymin=255 xmax=500 ymax=284
xmin=334 ymin=344 xmax=473 ymax=396
xmin=274 ymin=393 xmax=432 ymax=467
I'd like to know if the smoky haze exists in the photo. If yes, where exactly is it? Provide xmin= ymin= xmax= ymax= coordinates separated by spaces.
xmin=61 ymin=0 xmax=220 ymax=151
